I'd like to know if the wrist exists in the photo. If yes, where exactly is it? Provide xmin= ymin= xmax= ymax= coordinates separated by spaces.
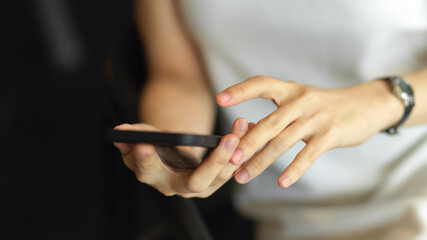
xmin=350 ymin=80 xmax=404 ymax=132
xmin=374 ymin=79 xmax=404 ymax=131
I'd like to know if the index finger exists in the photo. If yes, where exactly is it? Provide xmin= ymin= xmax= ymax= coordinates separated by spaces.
xmin=185 ymin=134 xmax=239 ymax=193
xmin=216 ymin=75 xmax=294 ymax=107
xmin=230 ymin=106 xmax=299 ymax=165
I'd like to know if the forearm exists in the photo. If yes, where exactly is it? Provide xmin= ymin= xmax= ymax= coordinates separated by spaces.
xmin=139 ymin=76 xmax=216 ymax=136
xmin=344 ymin=68 xmax=427 ymax=132
xmin=135 ymin=0 xmax=216 ymax=146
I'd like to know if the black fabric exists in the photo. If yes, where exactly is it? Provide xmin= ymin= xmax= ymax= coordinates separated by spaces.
xmin=0 ymin=1 xmax=254 ymax=239
xmin=0 ymin=1 xmax=134 ymax=239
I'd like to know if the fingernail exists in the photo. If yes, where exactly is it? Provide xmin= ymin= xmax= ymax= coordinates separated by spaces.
xmin=217 ymin=92 xmax=231 ymax=103
xmin=230 ymin=148 xmax=243 ymax=164
xmin=280 ymin=175 xmax=292 ymax=188
xmin=235 ymin=169 xmax=249 ymax=183
xmin=224 ymin=138 xmax=238 ymax=151
xmin=238 ymin=119 xmax=248 ymax=132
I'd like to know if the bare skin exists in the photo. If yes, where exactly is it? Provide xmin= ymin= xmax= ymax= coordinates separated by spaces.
xmin=114 ymin=119 xmax=254 ymax=198
xmin=114 ymin=0 xmax=427 ymax=197
xmin=217 ymin=72 xmax=427 ymax=188
xmin=114 ymin=0 xmax=255 ymax=198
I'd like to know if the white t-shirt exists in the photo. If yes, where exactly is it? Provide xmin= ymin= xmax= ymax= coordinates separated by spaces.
xmin=178 ymin=1 xmax=427 ymax=239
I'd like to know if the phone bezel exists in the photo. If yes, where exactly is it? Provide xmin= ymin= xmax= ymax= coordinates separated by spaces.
xmin=108 ymin=129 xmax=222 ymax=148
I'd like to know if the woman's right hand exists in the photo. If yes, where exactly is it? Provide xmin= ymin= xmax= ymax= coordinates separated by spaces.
xmin=113 ymin=119 xmax=251 ymax=198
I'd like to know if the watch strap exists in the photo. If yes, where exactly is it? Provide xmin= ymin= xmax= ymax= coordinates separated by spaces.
xmin=383 ymin=76 xmax=415 ymax=135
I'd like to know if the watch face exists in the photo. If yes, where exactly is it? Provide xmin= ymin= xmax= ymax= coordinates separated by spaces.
xmin=399 ymin=80 xmax=413 ymax=94
xmin=393 ymin=77 xmax=415 ymax=106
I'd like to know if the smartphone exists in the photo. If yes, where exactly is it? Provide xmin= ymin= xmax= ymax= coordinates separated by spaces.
xmin=108 ymin=129 xmax=222 ymax=148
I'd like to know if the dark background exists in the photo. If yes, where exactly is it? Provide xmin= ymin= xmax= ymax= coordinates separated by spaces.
xmin=0 ymin=1 xmax=253 ymax=239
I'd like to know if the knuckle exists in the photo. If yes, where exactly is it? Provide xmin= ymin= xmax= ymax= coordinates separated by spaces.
xmin=216 ymin=172 xmax=231 ymax=183
xmin=251 ymin=75 xmax=272 ymax=85
xmin=233 ymin=85 xmax=247 ymax=97
xmin=135 ymin=171 xmax=149 ymax=184
xmin=288 ymin=163 xmax=303 ymax=177
xmin=176 ymin=193 xmax=185 ymax=198
xmin=319 ymin=124 xmax=343 ymax=149
xmin=268 ymin=138 xmax=285 ymax=153
xmin=313 ymin=110 xmax=330 ymax=123
xmin=244 ymin=136 xmax=259 ymax=153
xmin=161 ymin=190 xmax=176 ymax=197
xmin=303 ymin=90 xmax=319 ymax=103
xmin=302 ymin=141 xmax=325 ymax=164
xmin=260 ymin=114 xmax=282 ymax=129
xmin=324 ymin=123 xmax=341 ymax=138
xmin=133 ymin=150 xmax=152 ymax=166
xmin=198 ymin=191 xmax=214 ymax=198
xmin=186 ymin=178 xmax=206 ymax=193
xmin=211 ymin=155 xmax=228 ymax=166
xmin=249 ymin=157 xmax=265 ymax=174
xmin=155 ymin=184 xmax=176 ymax=197
xmin=301 ymin=88 xmax=320 ymax=102
xmin=134 ymin=158 xmax=156 ymax=175
xmin=122 ymin=157 xmax=135 ymax=171
xmin=177 ymin=193 xmax=192 ymax=198
xmin=135 ymin=159 xmax=155 ymax=172
xmin=304 ymin=148 xmax=317 ymax=163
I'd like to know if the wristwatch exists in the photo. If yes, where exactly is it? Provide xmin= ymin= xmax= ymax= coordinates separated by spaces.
xmin=382 ymin=76 xmax=415 ymax=135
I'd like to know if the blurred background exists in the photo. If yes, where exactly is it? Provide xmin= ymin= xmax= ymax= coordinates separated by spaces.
xmin=0 ymin=1 xmax=253 ymax=239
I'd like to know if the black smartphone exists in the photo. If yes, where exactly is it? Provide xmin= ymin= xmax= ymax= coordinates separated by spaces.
xmin=108 ymin=129 xmax=222 ymax=148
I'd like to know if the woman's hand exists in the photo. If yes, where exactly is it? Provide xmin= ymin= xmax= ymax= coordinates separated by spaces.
xmin=216 ymin=75 xmax=403 ymax=188
xmin=113 ymin=118 xmax=252 ymax=198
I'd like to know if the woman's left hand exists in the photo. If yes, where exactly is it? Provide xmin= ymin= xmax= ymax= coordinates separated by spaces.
xmin=216 ymin=75 xmax=403 ymax=188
